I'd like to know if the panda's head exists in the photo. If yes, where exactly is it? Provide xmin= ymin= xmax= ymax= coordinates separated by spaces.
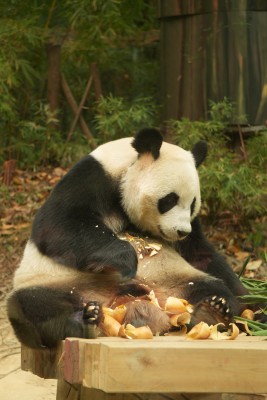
xmin=121 ymin=128 xmax=207 ymax=242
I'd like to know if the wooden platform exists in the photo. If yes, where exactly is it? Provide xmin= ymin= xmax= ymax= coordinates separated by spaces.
xmin=21 ymin=336 xmax=267 ymax=400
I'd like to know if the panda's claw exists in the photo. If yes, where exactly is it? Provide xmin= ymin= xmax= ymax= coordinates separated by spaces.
xmin=83 ymin=301 xmax=102 ymax=324
xmin=205 ymin=295 xmax=232 ymax=320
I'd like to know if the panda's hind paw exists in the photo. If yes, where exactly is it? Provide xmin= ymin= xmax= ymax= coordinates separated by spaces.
xmin=83 ymin=301 xmax=101 ymax=324
xmin=204 ymin=295 xmax=231 ymax=321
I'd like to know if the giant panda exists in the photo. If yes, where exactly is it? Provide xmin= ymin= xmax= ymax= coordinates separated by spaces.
xmin=7 ymin=128 xmax=248 ymax=348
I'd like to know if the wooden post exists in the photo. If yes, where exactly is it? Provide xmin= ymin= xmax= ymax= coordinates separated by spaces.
xmin=21 ymin=343 xmax=63 ymax=379
xmin=61 ymin=75 xmax=96 ymax=148
xmin=2 ymin=160 xmax=16 ymax=185
xmin=91 ymin=62 xmax=103 ymax=101
xmin=67 ymin=74 xmax=93 ymax=142
xmin=56 ymin=380 xmax=81 ymax=400
xmin=46 ymin=42 xmax=61 ymax=128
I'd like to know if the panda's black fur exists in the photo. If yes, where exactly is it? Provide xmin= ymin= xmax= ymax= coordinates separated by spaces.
xmin=7 ymin=128 xmax=249 ymax=348
xmin=32 ymin=155 xmax=137 ymax=278
xmin=175 ymin=218 xmax=247 ymax=298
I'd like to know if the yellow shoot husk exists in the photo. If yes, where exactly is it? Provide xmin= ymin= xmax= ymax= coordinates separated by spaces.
xmin=169 ymin=312 xmax=191 ymax=326
xmin=187 ymin=322 xmax=241 ymax=340
xmin=167 ymin=325 xmax=188 ymax=336
xmin=119 ymin=324 xmax=153 ymax=339
xmin=100 ymin=314 xmax=121 ymax=337
xmin=187 ymin=322 xmax=211 ymax=339
xmin=102 ymin=305 xmax=127 ymax=324
xmin=209 ymin=323 xmax=240 ymax=340
xmin=165 ymin=297 xmax=193 ymax=314
xmin=240 ymin=309 xmax=255 ymax=320
xmin=234 ymin=319 xmax=253 ymax=335
xmin=148 ymin=290 xmax=161 ymax=308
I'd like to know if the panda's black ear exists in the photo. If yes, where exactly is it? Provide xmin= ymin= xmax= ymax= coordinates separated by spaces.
xmin=132 ymin=128 xmax=163 ymax=159
xmin=191 ymin=140 xmax=208 ymax=167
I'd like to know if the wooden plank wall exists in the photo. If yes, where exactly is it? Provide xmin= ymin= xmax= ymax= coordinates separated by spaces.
xmin=159 ymin=0 xmax=267 ymax=124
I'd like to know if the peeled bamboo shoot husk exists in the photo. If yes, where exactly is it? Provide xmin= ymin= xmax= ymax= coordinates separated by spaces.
xmin=100 ymin=314 xmax=121 ymax=337
xmin=119 ymin=324 xmax=153 ymax=339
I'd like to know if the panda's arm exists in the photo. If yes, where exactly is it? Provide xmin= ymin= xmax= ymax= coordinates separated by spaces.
xmin=176 ymin=217 xmax=248 ymax=297
xmin=30 ymin=156 xmax=137 ymax=279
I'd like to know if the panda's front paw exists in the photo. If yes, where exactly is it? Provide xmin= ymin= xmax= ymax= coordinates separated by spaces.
xmin=204 ymin=295 xmax=232 ymax=321
xmin=116 ymin=242 xmax=138 ymax=279
xmin=83 ymin=301 xmax=102 ymax=324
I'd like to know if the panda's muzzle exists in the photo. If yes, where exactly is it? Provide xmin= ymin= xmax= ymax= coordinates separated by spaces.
xmin=159 ymin=226 xmax=189 ymax=242
xmin=177 ymin=230 xmax=189 ymax=240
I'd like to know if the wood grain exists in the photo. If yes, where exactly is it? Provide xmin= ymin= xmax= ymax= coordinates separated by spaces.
xmin=21 ymin=336 xmax=267 ymax=396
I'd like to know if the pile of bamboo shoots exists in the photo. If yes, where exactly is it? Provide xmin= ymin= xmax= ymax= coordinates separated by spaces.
xmin=100 ymin=291 xmax=248 ymax=340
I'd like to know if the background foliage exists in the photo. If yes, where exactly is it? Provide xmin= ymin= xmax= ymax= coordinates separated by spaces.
xmin=169 ymin=99 xmax=267 ymax=221
xmin=0 ymin=0 xmax=159 ymax=165
xmin=0 ymin=0 xmax=266 ymax=224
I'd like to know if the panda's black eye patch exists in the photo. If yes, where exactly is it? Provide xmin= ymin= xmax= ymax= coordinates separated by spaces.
xmin=158 ymin=193 xmax=179 ymax=214
xmin=190 ymin=197 xmax=196 ymax=215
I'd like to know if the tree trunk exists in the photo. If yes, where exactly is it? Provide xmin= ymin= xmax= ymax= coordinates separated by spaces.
xmin=46 ymin=42 xmax=61 ymax=128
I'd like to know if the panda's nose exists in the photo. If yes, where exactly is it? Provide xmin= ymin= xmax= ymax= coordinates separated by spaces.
xmin=177 ymin=230 xmax=189 ymax=239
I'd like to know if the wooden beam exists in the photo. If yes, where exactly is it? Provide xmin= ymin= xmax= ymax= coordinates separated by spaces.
xmin=91 ymin=62 xmax=103 ymax=101
xmin=21 ymin=342 xmax=63 ymax=379
xmin=2 ymin=159 xmax=16 ymax=185
xmin=46 ymin=42 xmax=61 ymax=129
xmin=61 ymin=74 xmax=96 ymax=148
xmin=71 ymin=337 xmax=267 ymax=394
xmin=22 ymin=336 xmax=267 ymax=394
xmin=67 ymin=74 xmax=93 ymax=142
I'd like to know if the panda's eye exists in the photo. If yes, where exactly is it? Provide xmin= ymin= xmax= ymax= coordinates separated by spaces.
xmin=158 ymin=192 xmax=179 ymax=214
xmin=190 ymin=197 xmax=196 ymax=215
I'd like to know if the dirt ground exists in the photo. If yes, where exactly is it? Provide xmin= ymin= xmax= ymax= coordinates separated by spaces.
xmin=0 ymin=169 xmax=60 ymax=398
xmin=0 ymin=168 xmax=266 ymax=399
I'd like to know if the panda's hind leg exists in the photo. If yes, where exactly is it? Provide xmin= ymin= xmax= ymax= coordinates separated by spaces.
xmin=184 ymin=277 xmax=243 ymax=326
xmin=191 ymin=296 xmax=232 ymax=326
xmin=7 ymin=287 xmax=103 ymax=348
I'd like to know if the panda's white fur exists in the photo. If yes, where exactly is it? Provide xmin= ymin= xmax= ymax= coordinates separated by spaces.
xmin=7 ymin=128 xmax=248 ymax=348
xmin=92 ymin=137 xmax=136 ymax=178
xmin=121 ymin=146 xmax=200 ymax=240
xmin=13 ymin=241 xmax=81 ymax=289
xmin=93 ymin=137 xmax=201 ymax=240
